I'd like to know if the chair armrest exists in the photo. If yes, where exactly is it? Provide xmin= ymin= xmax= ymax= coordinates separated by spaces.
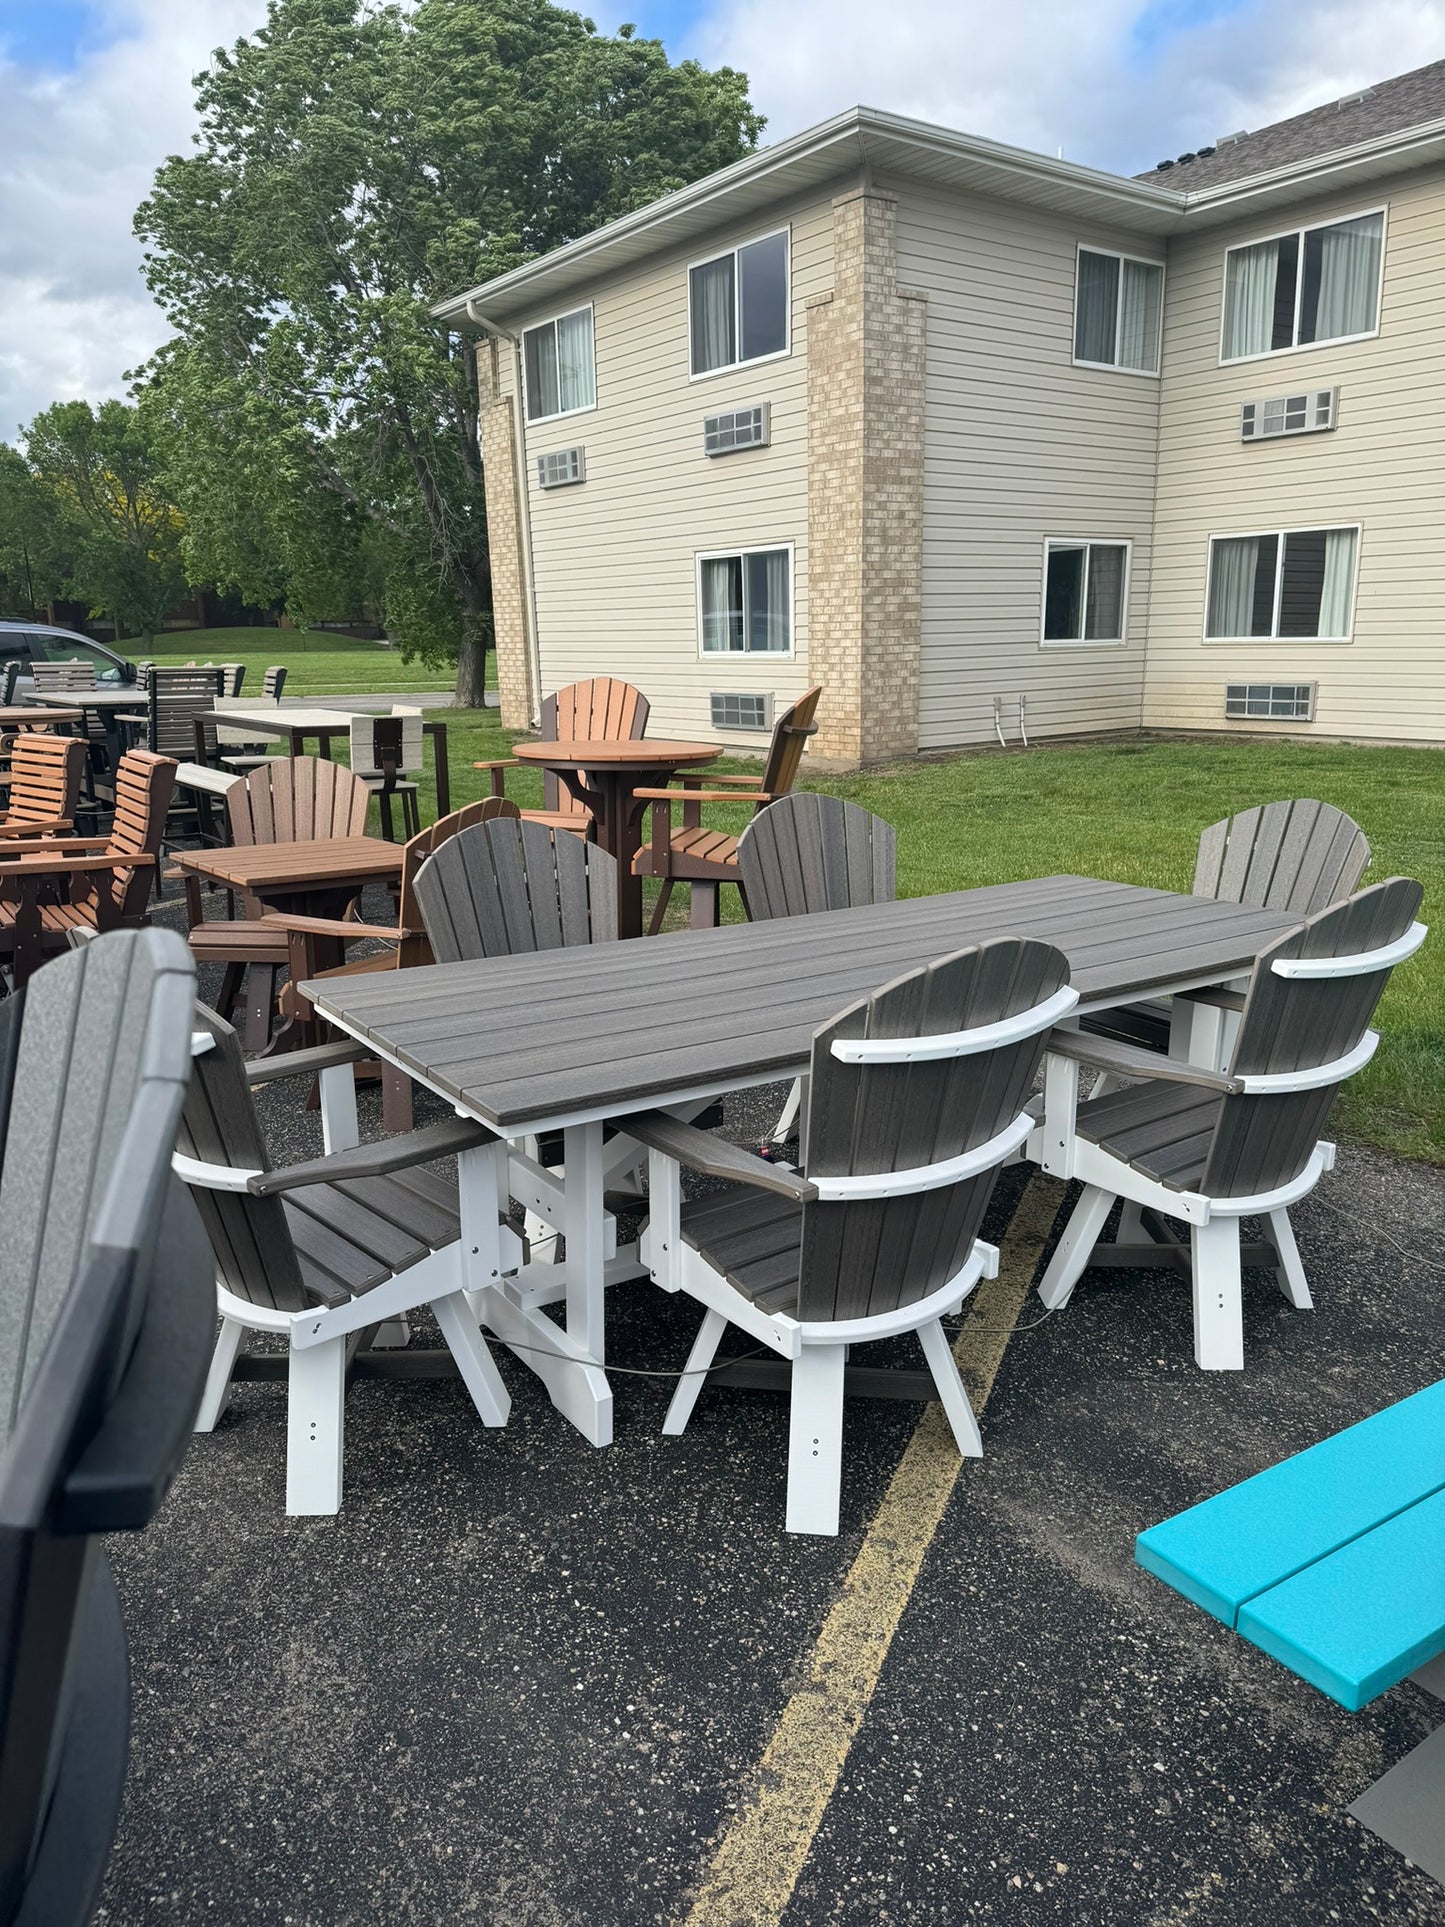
xmin=623 ymin=1110 xmax=818 ymax=1202
xmin=244 ymin=1038 xmax=370 ymax=1085
xmin=633 ymin=788 xmax=774 ymax=804
xmin=112 ymin=711 xmax=148 ymax=727
xmin=0 ymin=817 xmax=70 ymax=838
xmin=682 ymin=772 xmax=762 ymax=789
xmin=1173 ymin=986 xmax=1247 ymax=1014
xmin=258 ymin=912 xmax=403 ymax=942
xmin=0 ymin=851 xmax=154 ymax=877
xmin=0 ymin=833 xmax=111 ymax=854
xmin=1045 ymin=1029 xmax=1242 ymax=1093
xmin=247 ymin=1115 xmax=499 ymax=1195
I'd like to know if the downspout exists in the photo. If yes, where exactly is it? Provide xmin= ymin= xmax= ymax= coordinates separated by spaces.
xmin=466 ymin=299 xmax=543 ymax=726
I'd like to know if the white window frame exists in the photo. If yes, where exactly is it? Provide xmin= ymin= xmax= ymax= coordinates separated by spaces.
xmin=1201 ymin=522 xmax=1362 ymax=645
xmin=1071 ymin=246 xmax=1165 ymax=378
xmin=694 ymin=541 xmax=796 ymax=659
xmin=688 ymin=227 xmax=791 ymax=384
xmin=1039 ymin=536 xmax=1133 ymax=649
xmin=1217 ymin=207 xmax=1386 ymax=367
xmin=520 ymin=302 xmax=597 ymax=424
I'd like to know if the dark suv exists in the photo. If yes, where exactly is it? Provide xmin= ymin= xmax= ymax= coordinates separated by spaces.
xmin=0 ymin=621 xmax=137 ymax=690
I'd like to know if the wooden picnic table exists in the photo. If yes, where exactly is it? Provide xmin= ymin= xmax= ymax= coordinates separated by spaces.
xmin=173 ymin=836 xmax=403 ymax=920
xmin=0 ymin=705 xmax=83 ymax=731
xmin=310 ymin=873 xmax=1303 ymax=1447
xmin=200 ymin=705 xmax=453 ymax=815
xmin=511 ymin=738 xmax=717 ymax=938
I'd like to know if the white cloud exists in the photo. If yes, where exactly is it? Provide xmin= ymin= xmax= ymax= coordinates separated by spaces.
xmin=0 ymin=0 xmax=266 ymax=439
xmin=690 ymin=0 xmax=1445 ymax=175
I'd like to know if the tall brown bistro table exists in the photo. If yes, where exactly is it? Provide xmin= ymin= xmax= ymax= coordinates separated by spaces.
xmin=510 ymin=738 xmax=717 ymax=939
xmin=309 ymin=874 xmax=1303 ymax=1449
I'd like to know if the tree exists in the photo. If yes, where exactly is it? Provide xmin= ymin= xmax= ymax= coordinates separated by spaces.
xmin=135 ymin=0 xmax=762 ymax=703
xmin=0 ymin=443 xmax=71 ymax=619
xmin=20 ymin=400 xmax=188 ymax=646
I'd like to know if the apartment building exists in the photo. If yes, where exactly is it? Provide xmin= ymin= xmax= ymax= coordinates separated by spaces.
xmin=435 ymin=60 xmax=1445 ymax=762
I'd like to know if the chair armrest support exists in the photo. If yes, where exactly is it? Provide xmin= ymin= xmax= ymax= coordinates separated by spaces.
xmin=244 ymin=1038 xmax=369 ymax=1084
xmin=247 ymin=1116 xmax=499 ymax=1195
xmin=1046 ymin=1029 xmax=1243 ymax=1093
xmin=1173 ymin=986 xmax=1247 ymax=1014
xmin=623 ymin=1110 xmax=818 ymax=1202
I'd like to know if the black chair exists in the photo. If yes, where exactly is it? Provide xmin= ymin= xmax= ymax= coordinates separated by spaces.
xmin=0 ymin=928 xmax=211 ymax=1927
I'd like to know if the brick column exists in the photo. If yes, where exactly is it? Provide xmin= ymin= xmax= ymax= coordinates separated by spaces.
xmin=477 ymin=337 xmax=535 ymax=728
xmin=806 ymin=190 xmax=925 ymax=766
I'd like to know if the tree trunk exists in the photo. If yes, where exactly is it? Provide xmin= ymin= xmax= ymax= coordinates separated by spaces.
xmin=454 ymin=634 xmax=489 ymax=708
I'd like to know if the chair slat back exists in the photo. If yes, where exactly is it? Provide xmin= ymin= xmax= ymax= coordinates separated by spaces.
xmin=349 ymin=711 xmax=424 ymax=779
xmin=1193 ymin=800 xmax=1370 ymax=914
xmin=540 ymin=678 xmax=649 ymax=816
xmin=30 ymin=661 xmax=95 ymax=692
xmin=1 ymin=662 xmax=20 ymax=705
xmin=143 ymin=667 xmax=222 ymax=759
xmin=738 ymin=794 xmax=895 ymax=920
xmin=217 ymin=664 xmax=245 ymax=698
xmin=798 ymin=938 xmax=1070 ymax=1322
xmin=1202 ymin=877 xmax=1424 ymax=1198
xmin=758 ymin=686 xmax=823 ymax=805
xmin=225 ymin=756 xmax=371 ymax=846
xmin=175 ymin=1007 xmax=310 ymax=1312
xmin=394 ymin=797 xmax=519 ymax=967
xmin=86 ymin=751 xmax=176 ymax=922
xmin=413 ymin=816 xmax=618 ymax=962
xmin=3 ymin=732 xmax=85 ymax=830
xmin=262 ymin=665 xmax=288 ymax=700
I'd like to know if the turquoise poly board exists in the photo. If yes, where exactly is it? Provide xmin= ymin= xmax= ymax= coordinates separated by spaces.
xmin=1135 ymin=1381 xmax=1445 ymax=1626
xmin=1237 ymin=1486 xmax=1445 ymax=1711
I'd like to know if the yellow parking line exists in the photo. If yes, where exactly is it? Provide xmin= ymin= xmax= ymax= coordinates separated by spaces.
xmin=678 ymin=1174 xmax=1066 ymax=1927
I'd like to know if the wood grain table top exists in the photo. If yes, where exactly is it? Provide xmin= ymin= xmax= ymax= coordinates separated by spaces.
xmin=198 ymin=705 xmax=359 ymax=732
xmin=173 ymin=836 xmax=402 ymax=893
xmin=0 ymin=705 xmax=83 ymax=728
xmin=512 ymin=739 xmax=716 ymax=768
xmin=310 ymin=874 xmax=1302 ymax=1134
xmin=23 ymin=689 xmax=141 ymax=709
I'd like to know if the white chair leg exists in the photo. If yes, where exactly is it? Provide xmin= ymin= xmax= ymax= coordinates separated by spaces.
xmin=431 ymin=1290 xmax=511 ymax=1426
xmin=1268 ymin=1207 xmax=1314 ymax=1310
xmin=1191 ymin=1216 xmax=1245 ymax=1370
xmin=1037 ymin=1184 xmax=1115 ymax=1310
xmin=771 ymin=1078 xmax=802 ymax=1143
xmin=195 ymin=1317 xmax=250 ymax=1432
xmin=663 ymin=1308 xmax=728 ymax=1436
xmin=917 ymin=1319 xmax=982 ymax=1458
xmin=786 ymin=1344 xmax=846 ymax=1536
xmin=285 ymin=1336 xmax=347 ymax=1515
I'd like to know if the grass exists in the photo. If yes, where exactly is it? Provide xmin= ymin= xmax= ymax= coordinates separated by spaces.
xmin=420 ymin=715 xmax=1445 ymax=1167
xmin=141 ymin=627 xmax=456 ymax=697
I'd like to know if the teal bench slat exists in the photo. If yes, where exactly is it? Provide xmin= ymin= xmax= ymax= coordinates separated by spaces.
xmin=1237 ymin=1486 xmax=1445 ymax=1711
xmin=1135 ymin=1381 xmax=1445 ymax=1626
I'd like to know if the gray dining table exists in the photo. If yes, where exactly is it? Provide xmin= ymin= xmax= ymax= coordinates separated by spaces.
xmin=308 ymin=874 xmax=1301 ymax=1447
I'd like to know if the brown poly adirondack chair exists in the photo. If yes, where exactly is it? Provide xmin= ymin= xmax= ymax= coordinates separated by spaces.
xmin=1031 ymin=876 xmax=1426 ymax=1371
xmin=473 ymin=676 xmax=649 ymax=835
xmin=0 ymin=731 xmax=87 ymax=839
xmin=264 ymin=796 xmax=521 ymax=1125
xmin=185 ymin=755 xmax=372 ymax=1048
xmin=0 ymin=750 xmax=176 ymax=987
xmin=632 ymin=937 xmax=1078 ymax=1533
xmin=1083 ymin=798 xmax=1372 ymax=1056
xmin=633 ymin=686 xmax=822 ymax=930
xmin=177 ymin=1010 xmax=516 ymax=1515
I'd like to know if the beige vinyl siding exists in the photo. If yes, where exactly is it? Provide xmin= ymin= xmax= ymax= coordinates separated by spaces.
xmin=889 ymin=179 xmax=1158 ymax=749
xmin=1145 ymin=166 xmax=1445 ymax=743
xmin=501 ymin=185 xmax=843 ymax=749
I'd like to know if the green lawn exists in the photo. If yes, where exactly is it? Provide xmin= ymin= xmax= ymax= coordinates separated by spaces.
xmin=142 ymin=627 xmax=456 ymax=697
xmin=424 ymin=714 xmax=1445 ymax=1167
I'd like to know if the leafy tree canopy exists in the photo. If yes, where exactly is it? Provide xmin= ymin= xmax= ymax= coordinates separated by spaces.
xmin=135 ymin=0 xmax=762 ymax=700
xmin=0 ymin=442 xmax=73 ymax=620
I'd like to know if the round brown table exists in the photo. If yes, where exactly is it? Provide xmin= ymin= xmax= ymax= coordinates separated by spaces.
xmin=0 ymin=705 xmax=84 ymax=731
xmin=512 ymin=738 xmax=716 ymax=938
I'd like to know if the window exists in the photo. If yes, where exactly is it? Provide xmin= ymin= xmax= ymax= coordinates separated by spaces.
xmin=522 ymin=306 xmax=595 ymax=421
xmin=1073 ymin=249 xmax=1163 ymax=374
xmin=1221 ymin=211 xmax=1383 ymax=361
xmin=1042 ymin=540 xmax=1130 ymax=644
xmin=698 ymin=546 xmax=791 ymax=653
xmin=27 ymin=631 xmax=127 ymax=683
xmin=1205 ymin=527 xmax=1358 ymax=640
xmin=690 ymin=231 xmax=789 ymax=377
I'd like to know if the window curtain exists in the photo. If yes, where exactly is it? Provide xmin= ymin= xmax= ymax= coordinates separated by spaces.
xmin=701 ymin=557 xmax=742 ymax=651
xmin=1207 ymin=536 xmax=1261 ymax=636
xmin=1319 ymin=528 xmax=1356 ymax=636
xmin=746 ymin=550 xmax=790 ymax=651
xmin=1222 ymin=241 xmax=1279 ymax=359
xmin=1117 ymin=262 xmax=1162 ymax=371
xmin=524 ymin=327 xmax=559 ymax=420
xmin=1303 ymin=215 xmax=1382 ymax=344
xmin=1084 ymin=545 xmax=1126 ymax=639
xmin=691 ymin=257 xmax=736 ymax=373
xmin=1075 ymin=251 xmax=1119 ymax=363
xmin=555 ymin=310 xmax=595 ymax=412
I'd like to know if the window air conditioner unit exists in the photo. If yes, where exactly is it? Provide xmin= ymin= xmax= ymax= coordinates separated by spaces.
xmin=703 ymin=404 xmax=770 ymax=456
xmin=710 ymin=691 xmax=774 ymax=731
xmin=536 ymin=446 xmax=585 ymax=488
xmin=1240 ymin=389 xmax=1336 ymax=441
xmin=1225 ymin=682 xmax=1316 ymax=722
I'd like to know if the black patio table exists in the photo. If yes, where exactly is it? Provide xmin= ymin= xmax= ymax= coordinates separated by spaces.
xmin=309 ymin=874 xmax=1302 ymax=1447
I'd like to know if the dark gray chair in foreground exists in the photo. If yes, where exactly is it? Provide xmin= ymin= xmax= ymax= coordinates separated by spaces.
xmin=0 ymin=929 xmax=210 ymax=1927
xmin=412 ymin=813 xmax=618 ymax=960
xmin=634 ymin=938 xmax=1077 ymax=1535
xmin=1030 ymin=877 xmax=1426 ymax=1370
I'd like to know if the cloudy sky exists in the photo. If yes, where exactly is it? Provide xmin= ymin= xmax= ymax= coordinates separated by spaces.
xmin=2 ymin=0 xmax=1443 ymax=438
